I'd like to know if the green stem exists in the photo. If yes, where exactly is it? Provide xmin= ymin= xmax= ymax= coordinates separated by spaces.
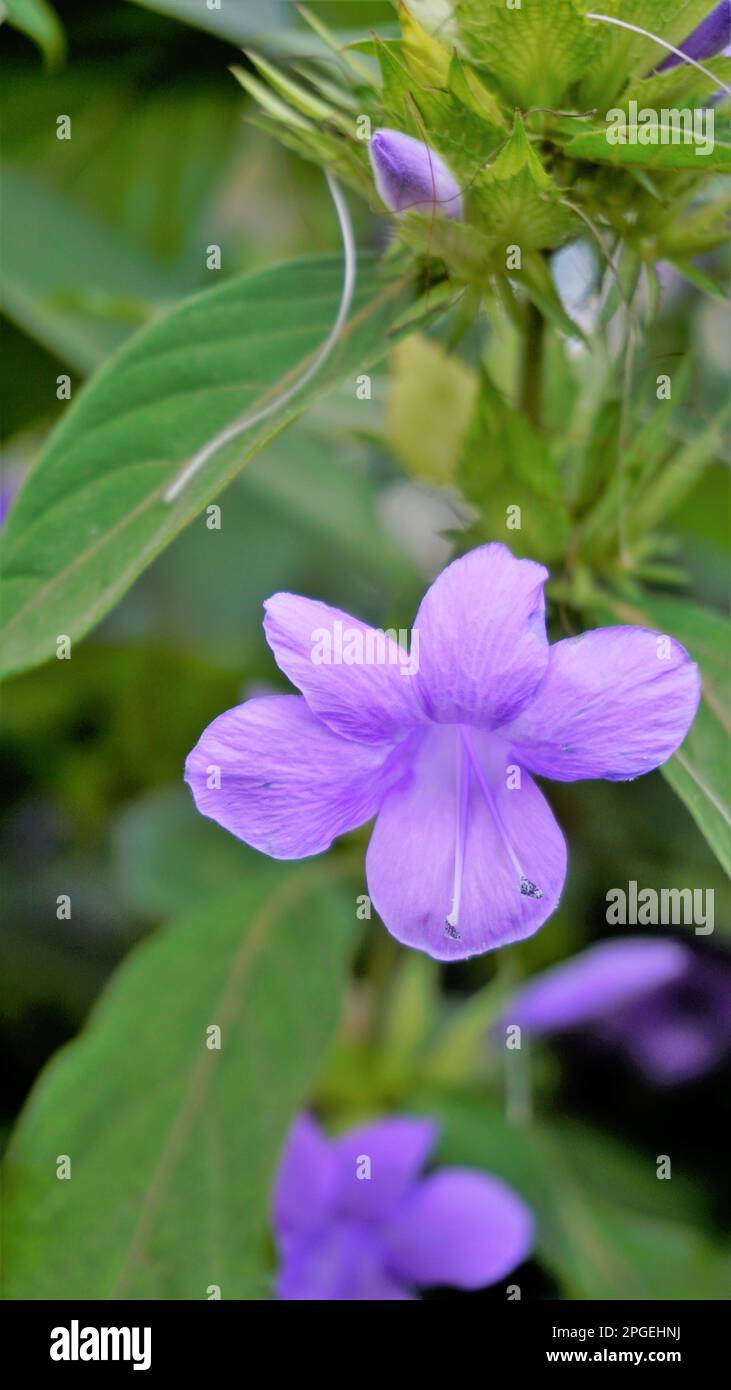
xmin=519 ymin=297 xmax=545 ymax=429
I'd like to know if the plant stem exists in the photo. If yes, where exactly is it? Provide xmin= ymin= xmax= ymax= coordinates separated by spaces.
xmin=519 ymin=297 xmax=545 ymax=429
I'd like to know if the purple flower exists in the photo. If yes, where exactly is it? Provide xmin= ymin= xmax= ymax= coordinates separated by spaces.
xmin=369 ymin=127 xmax=463 ymax=219
xmin=272 ymin=1113 xmax=533 ymax=1299
xmin=657 ymin=1 xmax=730 ymax=70
xmin=505 ymin=937 xmax=731 ymax=1084
xmin=185 ymin=544 xmax=700 ymax=961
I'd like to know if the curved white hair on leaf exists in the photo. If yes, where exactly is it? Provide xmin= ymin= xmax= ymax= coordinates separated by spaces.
xmin=163 ymin=170 xmax=356 ymax=504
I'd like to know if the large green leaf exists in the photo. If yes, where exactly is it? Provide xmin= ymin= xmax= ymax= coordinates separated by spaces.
xmin=1 ymin=864 xmax=357 ymax=1299
xmin=604 ymin=595 xmax=731 ymax=877
xmin=0 ymin=254 xmax=416 ymax=679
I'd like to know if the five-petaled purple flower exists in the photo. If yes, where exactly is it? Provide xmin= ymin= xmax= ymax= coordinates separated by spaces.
xmin=369 ymin=127 xmax=463 ymax=219
xmin=504 ymin=937 xmax=731 ymax=1084
xmin=186 ymin=544 xmax=700 ymax=961
xmin=657 ymin=0 xmax=730 ymax=70
xmin=272 ymin=1113 xmax=533 ymax=1300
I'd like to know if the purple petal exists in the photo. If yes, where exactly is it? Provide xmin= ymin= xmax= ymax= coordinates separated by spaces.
xmin=369 ymin=127 xmax=463 ymax=219
xmin=412 ymin=544 xmax=550 ymax=729
xmin=272 ymin=1114 xmax=335 ymax=1255
xmin=622 ymin=1016 xmax=727 ymax=1084
xmin=263 ymin=593 xmax=423 ymax=745
xmin=185 ymin=694 xmax=401 ymax=858
xmin=276 ymin=1223 xmax=413 ymax=1300
xmin=382 ymin=1169 xmax=534 ymax=1290
xmin=331 ymin=1116 xmax=437 ymax=1222
xmin=506 ymin=938 xmax=690 ymax=1035
xmin=658 ymin=1 xmax=730 ymax=69
xmin=503 ymin=627 xmax=700 ymax=781
xmin=366 ymin=725 xmax=567 ymax=961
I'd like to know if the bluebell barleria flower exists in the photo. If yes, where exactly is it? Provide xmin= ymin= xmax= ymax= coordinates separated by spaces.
xmin=504 ymin=937 xmax=731 ymax=1084
xmin=185 ymin=544 xmax=700 ymax=962
xmin=272 ymin=1113 xmax=533 ymax=1300
xmin=369 ymin=127 xmax=463 ymax=219
xmin=657 ymin=0 xmax=730 ymax=69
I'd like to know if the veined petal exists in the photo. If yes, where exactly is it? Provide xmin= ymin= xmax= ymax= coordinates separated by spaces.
xmin=412 ymin=544 xmax=549 ymax=729
xmin=264 ymin=593 xmax=423 ymax=745
xmin=332 ymin=1117 xmax=437 ymax=1223
xmin=185 ymin=694 xmax=401 ymax=858
xmin=503 ymin=627 xmax=700 ymax=781
xmin=382 ymin=1170 xmax=534 ymax=1291
xmin=366 ymin=726 xmax=567 ymax=961
xmin=506 ymin=938 xmax=690 ymax=1035
xmin=272 ymin=1114 xmax=336 ymax=1255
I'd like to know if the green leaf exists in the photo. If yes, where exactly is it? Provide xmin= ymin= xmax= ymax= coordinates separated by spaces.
xmin=3 ymin=0 xmax=66 ymax=69
xmin=564 ymin=124 xmax=731 ymax=172
xmin=0 ymin=255 xmax=416 ymax=679
xmin=399 ymin=0 xmax=451 ymax=88
xmin=603 ymin=594 xmax=731 ymax=877
xmin=458 ymin=370 xmax=571 ymax=562
xmin=111 ymin=785 xmax=253 ymax=920
xmin=470 ymin=118 xmax=577 ymax=253
xmin=386 ymin=332 xmax=478 ymax=484
xmin=456 ymin=0 xmax=601 ymax=108
xmin=0 ymin=164 xmax=184 ymax=373
xmin=127 ymin=0 xmax=288 ymax=45
xmin=425 ymin=1097 xmax=729 ymax=1298
xmin=1 ymin=865 xmax=356 ymax=1299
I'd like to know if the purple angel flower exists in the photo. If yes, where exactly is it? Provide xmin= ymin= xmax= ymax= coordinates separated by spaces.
xmin=272 ymin=1113 xmax=533 ymax=1300
xmin=369 ymin=127 xmax=463 ymax=219
xmin=657 ymin=0 xmax=730 ymax=69
xmin=505 ymin=937 xmax=731 ymax=1084
xmin=185 ymin=544 xmax=700 ymax=961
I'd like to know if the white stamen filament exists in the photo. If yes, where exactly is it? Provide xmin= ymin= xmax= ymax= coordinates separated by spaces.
xmin=460 ymin=728 xmax=542 ymax=899
xmin=163 ymin=169 xmax=356 ymax=504
xmin=587 ymin=12 xmax=731 ymax=95
xmin=446 ymin=732 xmax=470 ymax=934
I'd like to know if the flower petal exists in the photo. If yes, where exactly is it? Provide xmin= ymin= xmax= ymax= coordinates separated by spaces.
xmin=506 ymin=938 xmax=690 ymax=1035
xmin=263 ymin=593 xmax=423 ymax=745
xmin=272 ymin=1114 xmax=335 ymax=1255
xmin=276 ymin=1224 xmax=413 ymax=1300
xmin=622 ymin=1017 xmax=726 ymax=1085
xmin=412 ymin=544 xmax=549 ymax=728
xmin=503 ymin=627 xmax=700 ymax=781
xmin=185 ymin=694 xmax=401 ymax=858
xmin=369 ymin=127 xmax=463 ymax=220
xmin=382 ymin=1169 xmax=534 ymax=1291
xmin=366 ymin=726 xmax=567 ymax=961
xmin=331 ymin=1116 xmax=437 ymax=1223
xmin=658 ymin=1 xmax=730 ymax=69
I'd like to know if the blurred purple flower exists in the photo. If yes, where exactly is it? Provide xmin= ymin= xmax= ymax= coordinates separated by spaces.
xmin=505 ymin=937 xmax=731 ymax=1084
xmin=657 ymin=1 xmax=730 ymax=69
xmin=186 ymin=544 xmax=700 ymax=961
xmin=369 ymin=127 xmax=463 ymax=219
xmin=272 ymin=1113 xmax=533 ymax=1300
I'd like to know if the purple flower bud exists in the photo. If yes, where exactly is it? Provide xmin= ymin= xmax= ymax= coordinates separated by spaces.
xmin=657 ymin=0 xmax=730 ymax=70
xmin=369 ymin=127 xmax=463 ymax=220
